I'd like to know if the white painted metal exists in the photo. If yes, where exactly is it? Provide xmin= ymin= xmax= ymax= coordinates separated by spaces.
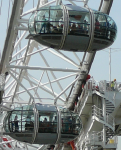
xmin=0 ymin=0 xmax=118 ymax=150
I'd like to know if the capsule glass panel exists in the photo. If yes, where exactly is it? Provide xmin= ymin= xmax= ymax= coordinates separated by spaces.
xmin=68 ymin=10 xmax=90 ymax=36
xmin=4 ymin=112 xmax=11 ymax=132
xmin=38 ymin=111 xmax=57 ymax=133
xmin=61 ymin=108 xmax=81 ymax=135
xmin=29 ymin=6 xmax=63 ymax=49
xmin=60 ymin=108 xmax=82 ymax=143
xmin=29 ymin=12 xmax=36 ymax=34
xmin=34 ymin=6 xmax=63 ymax=34
xmin=94 ymin=12 xmax=107 ymax=38
xmin=3 ymin=105 xmax=34 ymax=143
xmin=50 ymin=6 xmax=63 ymax=34
xmin=72 ymin=114 xmax=82 ymax=134
xmin=35 ymin=9 xmax=49 ymax=34
xmin=106 ymin=15 xmax=117 ymax=41
xmin=94 ymin=11 xmax=117 ymax=42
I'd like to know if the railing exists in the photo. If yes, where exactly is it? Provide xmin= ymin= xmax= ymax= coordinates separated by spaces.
xmin=85 ymin=79 xmax=103 ymax=92
xmin=92 ymin=105 xmax=104 ymax=121
xmin=92 ymin=105 xmax=114 ymax=129
xmin=85 ymin=79 xmax=121 ymax=93
xmin=84 ymin=80 xmax=93 ymax=91
xmin=84 ymin=79 xmax=99 ymax=91
xmin=106 ymin=113 xmax=114 ymax=127
xmin=85 ymin=131 xmax=103 ymax=145
xmin=99 ymin=80 xmax=106 ymax=92
xmin=84 ymin=79 xmax=121 ymax=105
xmin=99 ymin=80 xmax=121 ymax=92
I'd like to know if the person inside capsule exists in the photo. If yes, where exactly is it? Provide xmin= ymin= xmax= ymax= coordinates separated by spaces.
xmin=94 ymin=12 xmax=117 ymax=41
xmin=39 ymin=15 xmax=47 ymax=33
xmin=34 ymin=7 xmax=64 ymax=34
xmin=25 ymin=115 xmax=34 ymax=132
xmin=14 ymin=115 xmax=19 ymax=132
xmin=69 ymin=13 xmax=90 ymax=35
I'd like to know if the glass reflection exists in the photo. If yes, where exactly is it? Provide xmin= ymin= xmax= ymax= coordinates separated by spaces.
xmin=4 ymin=105 xmax=34 ymax=133
xmin=34 ymin=6 xmax=63 ymax=34
xmin=29 ymin=13 xmax=36 ymax=34
xmin=61 ymin=108 xmax=82 ymax=135
xmin=68 ymin=11 xmax=90 ymax=36
xmin=38 ymin=111 xmax=57 ymax=133
xmin=94 ymin=11 xmax=117 ymax=41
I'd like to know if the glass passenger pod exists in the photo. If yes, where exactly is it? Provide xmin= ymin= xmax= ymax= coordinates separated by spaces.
xmin=28 ymin=5 xmax=117 ymax=52
xmin=4 ymin=104 xmax=82 ymax=144
xmin=3 ymin=105 xmax=35 ymax=143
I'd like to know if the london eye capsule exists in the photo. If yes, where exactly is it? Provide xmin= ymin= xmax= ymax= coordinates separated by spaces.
xmin=28 ymin=5 xmax=117 ymax=52
xmin=3 ymin=104 xmax=82 ymax=144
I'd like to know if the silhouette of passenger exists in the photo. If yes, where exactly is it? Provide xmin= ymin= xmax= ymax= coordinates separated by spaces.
xmin=46 ymin=21 xmax=51 ymax=33
xmin=95 ymin=19 xmax=100 ymax=31
xmin=39 ymin=15 xmax=47 ymax=33
xmin=71 ymin=23 xmax=76 ymax=34
xmin=43 ymin=117 xmax=47 ymax=122
xmin=83 ymin=20 xmax=88 ymax=34
xmin=43 ymin=117 xmax=48 ymax=132
xmin=14 ymin=115 xmax=19 ymax=132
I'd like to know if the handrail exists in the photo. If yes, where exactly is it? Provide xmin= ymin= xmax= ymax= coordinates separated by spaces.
xmin=85 ymin=79 xmax=121 ymax=92
xmin=92 ymin=105 xmax=104 ymax=121
xmin=106 ymin=113 xmax=115 ymax=127
xmin=84 ymin=79 xmax=120 ymax=105
xmin=92 ymin=105 xmax=114 ymax=128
